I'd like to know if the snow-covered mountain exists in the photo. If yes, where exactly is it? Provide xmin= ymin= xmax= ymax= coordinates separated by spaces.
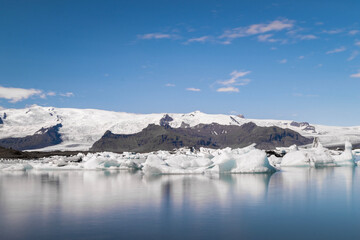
xmin=0 ymin=105 xmax=359 ymax=151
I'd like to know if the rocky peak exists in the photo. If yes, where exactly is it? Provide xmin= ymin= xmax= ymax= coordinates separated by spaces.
xmin=160 ymin=114 xmax=174 ymax=127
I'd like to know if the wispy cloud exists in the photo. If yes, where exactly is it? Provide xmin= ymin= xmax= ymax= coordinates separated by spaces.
xmin=219 ymin=19 xmax=294 ymax=43
xmin=257 ymin=34 xmax=279 ymax=42
xmin=0 ymin=86 xmax=42 ymax=103
xmin=326 ymin=46 xmax=346 ymax=54
xmin=216 ymin=70 xmax=251 ymax=93
xmin=298 ymin=56 xmax=305 ymax=59
xmin=348 ymin=51 xmax=359 ymax=61
xmin=217 ymin=87 xmax=240 ymax=92
xmin=186 ymin=36 xmax=210 ymax=43
xmin=355 ymin=40 xmax=360 ymax=46
xmin=186 ymin=88 xmax=201 ymax=92
xmin=298 ymin=34 xmax=317 ymax=40
xmin=218 ymin=71 xmax=251 ymax=85
xmin=322 ymin=29 xmax=343 ymax=34
xmin=165 ymin=83 xmax=175 ymax=87
xmin=138 ymin=33 xmax=175 ymax=40
xmin=59 ymin=92 xmax=74 ymax=97
xmin=279 ymin=59 xmax=287 ymax=64
xmin=350 ymin=71 xmax=360 ymax=78
xmin=349 ymin=30 xmax=359 ymax=35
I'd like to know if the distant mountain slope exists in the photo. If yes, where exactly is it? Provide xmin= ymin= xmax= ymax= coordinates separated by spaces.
xmin=90 ymin=122 xmax=313 ymax=152
xmin=0 ymin=124 xmax=62 ymax=150
xmin=0 ymin=105 xmax=359 ymax=151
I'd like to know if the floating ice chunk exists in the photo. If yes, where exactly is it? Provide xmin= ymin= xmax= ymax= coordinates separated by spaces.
xmin=333 ymin=141 xmax=355 ymax=166
xmin=207 ymin=152 xmax=236 ymax=173
xmin=268 ymin=155 xmax=282 ymax=167
xmin=1 ymin=163 xmax=33 ymax=171
xmin=281 ymin=141 xmax=355 ymax=167
xmin=281 ymin=151 xmax=310 ymax=167
xmin=230 ymin=149 xmax=276 ymax=173
xmin=206 ymin=147 xmax=276 ymax=174
xmin=308 ymin=146 xmax=335 ymax=167
xmin=143 ymin=154 xmax=207 ymax=175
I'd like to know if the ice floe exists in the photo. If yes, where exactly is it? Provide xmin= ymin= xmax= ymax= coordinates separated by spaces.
xmin=0 ymin=141 xmax=358 ymax=174
xmin=281 ymin=141 xmax=355 ymax=167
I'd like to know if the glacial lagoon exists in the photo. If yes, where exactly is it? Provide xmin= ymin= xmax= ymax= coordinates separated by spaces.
xmin=1 ymin=167 xmax=360 ymax=240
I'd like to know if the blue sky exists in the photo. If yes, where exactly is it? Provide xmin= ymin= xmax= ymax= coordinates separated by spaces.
xmin=1 ymin=0 xmax=360 ymax=125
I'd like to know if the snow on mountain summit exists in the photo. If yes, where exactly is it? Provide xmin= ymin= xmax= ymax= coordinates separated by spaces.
xmin=0 ymin=105 xmax=360 ymax=151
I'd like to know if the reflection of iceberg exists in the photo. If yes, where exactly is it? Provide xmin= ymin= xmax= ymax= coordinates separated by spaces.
xmin=281 ymin=141 xmax=355 ymax=167
xmin=269 ymin=166 xmax=357 ymax=205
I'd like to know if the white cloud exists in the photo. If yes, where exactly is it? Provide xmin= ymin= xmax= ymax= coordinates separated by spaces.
xmin=257 ymin=34 xmax=279 ymax=42
xmin=322 ymin=29 xmax=343 ymax=34
xmin=355 ymin=40 xmax=360 ymax=46
xmin=0 ymin=86 xmax=42 ymax=103
xmin=216 ymin=87 xmax=239 ymax=92
xmin=298 ymin=56 xmax=305 ymax=59
xmin=47 ymin=91 xmax=56 ymax=96
xmin=218 ymin=70 xmax=251 ymax=85
xmin=298 ymin=34 xmax=317 ymax=40
xmin=60 ymin=92 xmax=74 ymax=97
xmin=326 ymin=46 xmax=346 ymax=54
xmin=350 ymin=71 xmax=360 ymax=78
xmin=348 ymin=51 xmax=359 ymax=61
xmin=186 ymin=88 xmax=201 ymax=92
xmin=165 ymin=83 xmax=175 ymax=87
xmin=138 ymin=33 xmax=174 ymax=40
xmin=279 ymin=59 xmax=287 ymax=64
xmin=349 ymin=30 xmax=359 ymax=35
xmin=187 ymin=36 xmax=209 ymax=43
xmin=215 ymin=70 xmax=251 ymax=93
xmin=219 ymin=19 xmax=294 ymax=43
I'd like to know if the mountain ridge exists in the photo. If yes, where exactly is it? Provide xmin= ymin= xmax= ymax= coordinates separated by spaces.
xmin=0 ymin=105 xmax=359 ymax=151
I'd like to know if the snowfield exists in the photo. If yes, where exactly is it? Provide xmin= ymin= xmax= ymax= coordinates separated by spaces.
xmin=0 ymin=142 xmax=358 ymax=174
xmin=1 ymin=105 xmax=360 ymax=151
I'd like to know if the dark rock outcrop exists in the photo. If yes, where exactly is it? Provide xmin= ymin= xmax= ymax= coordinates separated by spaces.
xmin=0 ymin=145 xmax=87 ymax=159
xmin=0 ymin=117 xmax=3 ymax=125
xmin=290 ymin=121 xmax=316 ymax=133
xmin=0 ymin=124 xmax=63 ymax=150
xmin=159 ymin=114 xmax=173 ymax=127
xmin=90 ymin=122 xmax=313 ymax=152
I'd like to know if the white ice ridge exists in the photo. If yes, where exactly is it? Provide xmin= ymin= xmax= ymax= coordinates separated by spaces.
xmin=0 ymin=144 xmax=276 ymax=174
xmin=1 ymin=105 xmax=360 ymax=151
xmin=280 ymin=141 xmax=356 ymax=167
xmin=2 ymin=141 xmax=358 ymax=174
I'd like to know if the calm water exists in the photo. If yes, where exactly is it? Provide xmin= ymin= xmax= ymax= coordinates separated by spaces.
xmin=1 ymin=167 xmax=360 ymax=240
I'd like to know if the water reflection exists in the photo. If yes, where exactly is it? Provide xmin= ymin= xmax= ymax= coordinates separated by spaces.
xmin=1 ymin=168 xmax=360 ymax=240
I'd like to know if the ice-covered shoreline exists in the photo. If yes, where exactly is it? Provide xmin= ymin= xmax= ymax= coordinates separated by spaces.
xmin=1 ymin=141 xmax=359 ymax=174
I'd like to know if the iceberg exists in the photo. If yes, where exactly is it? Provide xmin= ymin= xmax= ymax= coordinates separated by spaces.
xmin=281 ymin=141 xmax=355 ymax=167
xmin=333 ymin=141 xmax=355 ymax=166
xmin=142 ymin=145 xmax=276 ymax=175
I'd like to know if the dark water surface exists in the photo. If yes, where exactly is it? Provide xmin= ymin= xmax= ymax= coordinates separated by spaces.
xmin=1 ymin=167 xmax=360 ymax=240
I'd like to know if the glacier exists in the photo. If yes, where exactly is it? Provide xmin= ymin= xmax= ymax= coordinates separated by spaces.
xmin=2 ymin=105 xmax=360 ymax=151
